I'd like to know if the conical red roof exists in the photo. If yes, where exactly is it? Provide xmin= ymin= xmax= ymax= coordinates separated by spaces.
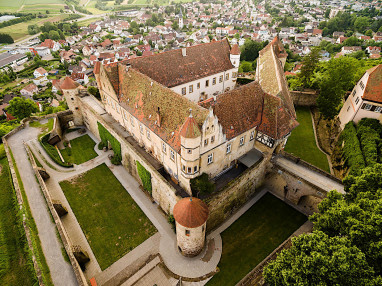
xmin=61 ymin=76 xmax=79 ymax=90
xmin=173 ymin=197 xmax=209 ymax=228
xmin=180 ymin=112 xmax=201 ymax=139
xmin=230 ymin=44 xmax=240 ymax=55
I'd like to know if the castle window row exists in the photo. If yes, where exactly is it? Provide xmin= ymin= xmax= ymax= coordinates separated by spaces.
xmin=361 ymin=103 xmax=382 ymax=113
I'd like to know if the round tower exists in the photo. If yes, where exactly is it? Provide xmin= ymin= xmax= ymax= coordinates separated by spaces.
xmin=173 ymin=197 xmax=209 ymax=257
xmin=230 ymin=44 xmax=241 ymax=68
xmin=61 ymin=76 xmax=83 ymax=126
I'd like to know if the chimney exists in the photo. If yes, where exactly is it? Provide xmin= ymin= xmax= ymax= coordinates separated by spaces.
xmin=156 ymin=107 xmax=161 ymax=127
xmin=182 ymin=48 xmax=187 ymax=57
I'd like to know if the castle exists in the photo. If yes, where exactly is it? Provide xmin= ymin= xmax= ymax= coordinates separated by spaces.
xmin=61 ymin=37 xmax=298 ymax=256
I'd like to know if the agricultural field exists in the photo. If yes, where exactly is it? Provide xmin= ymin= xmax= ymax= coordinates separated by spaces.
xmin=0 ymin=0 xmax=65 ymax=13
xmin=0 ymin=14 xmax=68 ymax=41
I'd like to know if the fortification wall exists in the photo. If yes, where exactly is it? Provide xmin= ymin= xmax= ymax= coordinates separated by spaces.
xmin=290 ymin=90 xmax=318 ymax=106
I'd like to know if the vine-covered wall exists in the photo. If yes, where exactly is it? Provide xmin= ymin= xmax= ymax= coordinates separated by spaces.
xmin=97 ymin=122 xmax=122 ymax=162
xmin=136 ymin=161 xmax=152 ymax=193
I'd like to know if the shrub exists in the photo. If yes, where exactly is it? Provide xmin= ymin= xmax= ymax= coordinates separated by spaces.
xmin=190 ymin=173 xmax=215 ymax=195
xmin=340 ymin=122 xmax=365 ymax=175
xmin=357 ymin=125 xmax=380 ymax=166
xmin=136 ymin=161 xmax=152 ymax=193
xmin=110 ymin=156 xmax=121 ymax=165
xmin=98 ymin=142 xmax=105 ymax=150
xmin=167 ymin=214 xmax=175 ymax=231
xmin=39 ymin=134 xmax=73 ymax=167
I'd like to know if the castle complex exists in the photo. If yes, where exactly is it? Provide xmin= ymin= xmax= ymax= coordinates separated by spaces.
xmin=61 ymin=36 xmax=298 ymax=256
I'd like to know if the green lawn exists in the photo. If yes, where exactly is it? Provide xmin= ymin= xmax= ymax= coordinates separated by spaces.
xmin=284 ymin=106 xmax=330 ymax=172
xmin=60 ymin=134 xmax=98 ymax=165
xmin=59 ymin=163 xmax=157 ymax=270
xmin=207 ymin=193 xmax=306 ymax=286
xmin=0 ymin=154 xmax=37 ymax=285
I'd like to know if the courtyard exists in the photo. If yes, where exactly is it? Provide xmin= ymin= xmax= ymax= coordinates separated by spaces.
xmin=284 ymin=106 xmax=330 ymax=172
xmin=60 ymin=134 xmax=98 ymax=165
xmin=59 ymin=163 xmax=157 ymax=270
xmin=207 ymin=193 xmax=307 ymax=286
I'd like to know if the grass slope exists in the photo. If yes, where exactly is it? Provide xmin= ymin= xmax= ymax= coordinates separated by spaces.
xmin=60 ymin=134 xmax=98 ymax=165
xmin=284 ymin=106 xmax=330 ymax=172
xmin=59 ymin=163 xmax=157 ymax=270
xmin=207 ymin=193 xmax=306 ymax=286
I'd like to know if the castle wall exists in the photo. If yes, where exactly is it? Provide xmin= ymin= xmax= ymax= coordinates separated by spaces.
xmin=290 ymin=90 xmax=318 ymax=106
xmin=176 ymin=222 xmax=206 ymax=257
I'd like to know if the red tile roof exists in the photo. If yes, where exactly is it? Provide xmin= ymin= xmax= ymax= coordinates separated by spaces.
xmin=61 ymin=76 xmax=79 ymax=90
xmin=126 ymin=39 xmax=234 ymax=88
xmin=35 ymin=67 xmax=47 ymax=75
xmin=230 ymin=44 xmax=240 ymax=55
xmin=173 ymin=197 xmax=209 ymax=228
xmin=180 ymin=112 xmax=201 ymax=138
xmin=363 ymin=65 xmax=382 ymax=103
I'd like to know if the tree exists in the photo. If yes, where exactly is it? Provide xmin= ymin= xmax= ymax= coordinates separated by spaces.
xmin=0 ymin=33 xmax=14 ymax=44
xmin=48 ymin=30 xmax=60 ymax=41
xmin=172 ymin=21 xmax=179 ymax=30
xmin=28 ymin=24 xmax=39 ymax=35
xmin=240 ymin=39 xmax=265 ymax=61
xmin=7 ymin=97 xmax=38 ymax=120
xmin=239 ymin=61 xmax=253 ymax=72
xmin=87 ymin=86 xmax=100 ymax=99
xmin=263 ymin=231 xmax=376 ymax=286
xmin=296 ymin=47 xmax=321 ymax=89
xmin=354 ymin=17 xmax=370 ymax=33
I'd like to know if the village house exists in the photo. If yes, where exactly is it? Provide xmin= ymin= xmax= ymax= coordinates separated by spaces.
xmin=338 ymin=65 xmax=382 ymax=129
xmin=33 ymin=67 xmax=48 ymax=78
xmin=20 ymin=83 xmax=38 ymax=99
xmin=39 ymin=39 xmax=61 ymax=52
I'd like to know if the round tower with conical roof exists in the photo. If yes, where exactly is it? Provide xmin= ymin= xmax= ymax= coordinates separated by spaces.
xmin=173 ymin=197 xmax=209 ymax=257
xmin=61 ymin=76 xmax=83 ymax=126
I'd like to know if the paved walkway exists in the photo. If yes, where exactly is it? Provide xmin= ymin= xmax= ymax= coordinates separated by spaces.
xmin=6 ymin=124 xmax=77 ymax=286
xmin=275 ymin=156 xmax=344 ymax=194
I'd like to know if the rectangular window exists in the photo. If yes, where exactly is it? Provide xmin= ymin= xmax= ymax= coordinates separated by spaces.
xmin=187 ymin=167 xmax=192 ymax=174
xmin=250 ymin=131 xmax=254 ymax=140
xmin=130 ymin=116 xmax=135 ymax=127
xmin=170 ymin=150 xmax=175 ymax=161
xmin=240 ymin=136 xmax=245 ymax=146
xmin=225 ymin=73 xmax=229 ymax=80
xmin=363 ymin=104 xmax=372 ymax=110
xmin=205 ymin=80 xmax=209 ymax=87
xmin=162 ymin=143 xmax=167 ymax=153
xmin=181 ymin=87 xmax=186 ymax=95
xmin=189 ymin=85 xmax=193 ymax=93
xmin=355 ymin=97 xmax=360 ymax=105
xmin=347 ymin=106 xmax=351 ymax=112
xmin=212 ymin=77 xmax=216 ymax=85
xmin=211 ymin=135 xmax=215 ymax=143
xmin=182 ymin=165 xmax=185 ymax=171
xmin=360 ymin=81 xmax=365 ymax=90
xmin=139 ymin=124 xmax=144 ymax=134
xmin=194 ymin=166 xmax=197 ymax=173
xmin=352 ymin=89 xmax=356 ymax=97
xmin=232 ymin=72 xmax=237 ymax=78
xmin=197 ymin=82 xmax=200 ymax=89
xmin=375 ymin=106 xmax=382 ymax=113
xmin=226 ymin=143 xmax=231 ymax=154
xmin=219 ymin=75 xmax=223 ymax=83
xmin=207 ymin=153 xmax=213 ymax=164
xmin=204 ymin=139 xmax=208 ymax=146
xmin=146 ymin=130 xmax=151 ymax=140
xmin=185 ymin=229 xmax=190 ymax=236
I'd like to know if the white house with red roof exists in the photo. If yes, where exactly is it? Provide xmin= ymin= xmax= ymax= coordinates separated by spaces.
xmin=33 ymin=67 xmax=48 ymax=78
xmin=39 ymin=39 xmax=61 ymax=52
xmin=338 ymin=65 xmax=382 ymax=129
xmin=20 ymin=83 xmax=38 ymax=99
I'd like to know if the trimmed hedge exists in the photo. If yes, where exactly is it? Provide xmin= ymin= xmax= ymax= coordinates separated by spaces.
xmin=97 ymin=122 xmax=122 ymax=163
xmin=341 ymin=122 xmax=365 ymax=176
xmin=136 ymin=161 xmax=152 ymax=193
xmin=357 ymin=125 xmax=380 ymax=167
xmin=39 ymin=134 xmax=73 ymax=167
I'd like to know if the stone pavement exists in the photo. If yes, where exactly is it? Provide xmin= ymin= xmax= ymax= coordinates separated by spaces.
xmin=275 ymin=156 xmax=344 ymax=194
xmin=6 ymin=124 xmax=77 ymax=286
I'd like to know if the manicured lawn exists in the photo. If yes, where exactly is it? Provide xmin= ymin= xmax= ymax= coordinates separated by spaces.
xmin=0 ymin=155 xmax=37 ymax=286
xmin=284 ymin=106 xmax=330 ymax=172
xmin=59 ymin=163 xmax=157 ymax=270
xmin=60 ymin=134 xmax=98 ymax=165
xmin=207 ymin=193 xmax=306 ymax=286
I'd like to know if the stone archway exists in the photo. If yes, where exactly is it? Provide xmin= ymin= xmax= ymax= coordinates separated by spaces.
xmin=297 ymin=194 xmax=324 ymax=215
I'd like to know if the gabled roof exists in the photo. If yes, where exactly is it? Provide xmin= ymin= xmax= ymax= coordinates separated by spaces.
xmin=35 ymin=67 xmax=47 ymax=75
xmin=363 ymin=65 xmax=382 ymax=103
xmin=126 ymin=39 xmax=234 ymax=88
xmin=102 ymin=63 xmax=209 ymax=152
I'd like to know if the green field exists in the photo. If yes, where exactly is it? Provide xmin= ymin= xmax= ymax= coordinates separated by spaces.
xmin=59 ymin=163 xmax=157 ymax=270
xmin=284 ymin=106 xmax=330 ymax=172
xmin=207 ymin=193 xmax=307 ymax=286
xmin=60 ymin=134 xmax=98 ymax=165
xmin=0 ymin=14 xmax=68 ymax=41
xmin=0 ymin=0 xmax=64 ymax=12
xmin=0 ymin=149 xmax=37 ymax=285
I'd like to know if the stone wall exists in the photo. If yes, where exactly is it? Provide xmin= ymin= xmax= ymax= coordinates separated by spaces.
xmin=176 ymin=222 xmax=206 ymax=257
xmin=206 ymin=157 xmax=269 ymax=232
xmin=290 ymin=90 xmax=318 ymax=106
xmin=79 ymin=96 xmax=180 ymax=214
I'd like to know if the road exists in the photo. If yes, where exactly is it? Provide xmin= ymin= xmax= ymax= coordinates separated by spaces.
xmin=6 ymin=125 xmax=77 ymax=286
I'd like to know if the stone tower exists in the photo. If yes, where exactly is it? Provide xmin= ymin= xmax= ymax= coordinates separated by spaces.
xmin=173 ymin=197 xmax=209 ymax=257
xmin=230 ymin=44 xmax=240 ymax=68
xmin=61 ymin=77 xmax=83 ymax=126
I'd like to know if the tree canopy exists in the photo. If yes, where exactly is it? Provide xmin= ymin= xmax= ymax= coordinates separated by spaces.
xmin=7 ymin=97 xmax=38 ymax=120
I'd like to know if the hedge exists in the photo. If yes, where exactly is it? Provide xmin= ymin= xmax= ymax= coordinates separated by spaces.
xmin=341 ymin=122 xmax=365 ymax=176
xmin=357 ymin=125 xmax=380 ymax=167
xmin=39 ymin=134 xmax=73 ymax=167
xmin=97 ymin=122 xmax=122 ymax=163
xmin=136 ymin=161 xmax=152 ymax=193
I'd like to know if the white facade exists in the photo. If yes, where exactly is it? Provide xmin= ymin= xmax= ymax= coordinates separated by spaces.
xmin=170 ymin=68 xmax=238 ymax=102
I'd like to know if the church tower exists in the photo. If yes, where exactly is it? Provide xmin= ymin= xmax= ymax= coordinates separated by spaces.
xmin=173 ymin=197 xmax=209 ymax=257
xmin=178 ymin=8 xmax=184 ymax=29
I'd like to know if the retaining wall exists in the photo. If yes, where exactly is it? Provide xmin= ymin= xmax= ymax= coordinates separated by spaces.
xmin=290 ymin=90 xmax=318 ymax=106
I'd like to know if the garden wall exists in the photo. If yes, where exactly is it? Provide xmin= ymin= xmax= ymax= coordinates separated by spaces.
xmin=206 ymin=157 xmax=269 ymax=232
xmin=79 ymin=95 xmax=180 ymax=214
xmin=290 ymin=90 xmax=318 ymax=106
